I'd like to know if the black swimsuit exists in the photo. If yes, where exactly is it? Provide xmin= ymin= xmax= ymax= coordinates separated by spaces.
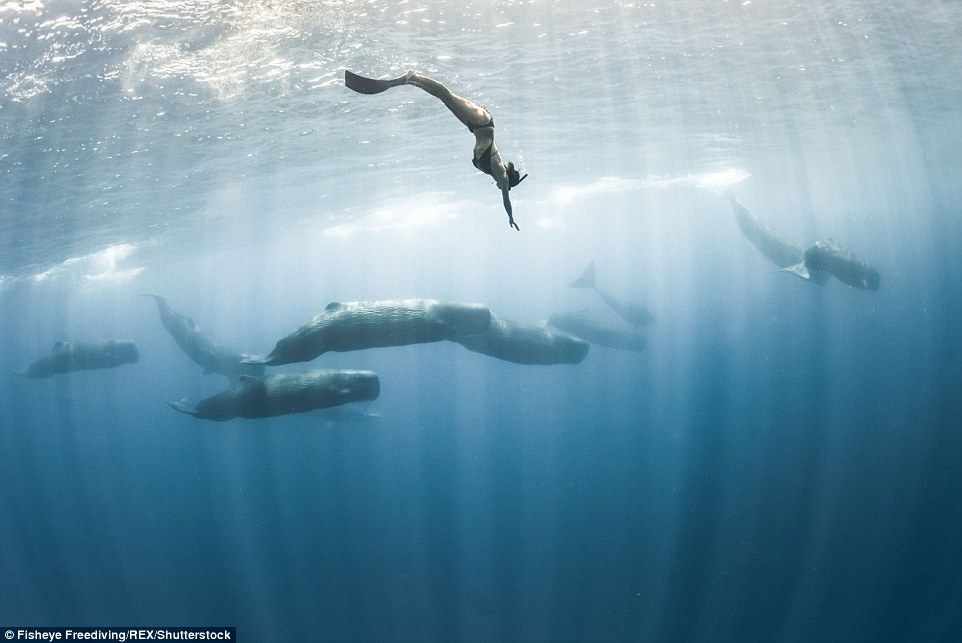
xmin=467 ymin=118 xmax=494 ymax=133
xmin=469 ymin=120 xmax=495 ymax=175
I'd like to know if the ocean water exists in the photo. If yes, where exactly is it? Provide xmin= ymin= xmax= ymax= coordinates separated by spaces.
xmin=2 ymin=0 xmax=961 ymax=640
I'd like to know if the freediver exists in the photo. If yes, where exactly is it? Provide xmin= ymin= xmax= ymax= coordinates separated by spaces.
xmin=345 ymin=70 xmax=527 ymax=231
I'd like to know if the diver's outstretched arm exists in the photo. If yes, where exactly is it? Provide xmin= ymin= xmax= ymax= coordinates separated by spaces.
xmin=502 ymin=187 xmax=519 ymax=231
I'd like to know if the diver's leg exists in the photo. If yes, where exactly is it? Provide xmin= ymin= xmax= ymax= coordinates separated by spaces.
xmin=407 ymin=73 xmax=491 ymax=129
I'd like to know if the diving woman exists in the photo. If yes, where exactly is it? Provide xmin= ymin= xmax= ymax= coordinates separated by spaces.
xmin=345 ymin=70 xmax=527 ymax=230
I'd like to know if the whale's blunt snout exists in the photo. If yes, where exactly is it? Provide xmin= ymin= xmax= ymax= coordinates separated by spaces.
xmin=349 ymin=370 xmax=381 ymax=401
xmin=569 ymin=338 xmax=591 ymax=364
xmin=442 ymin=303 xmax=492 ymax=336
xmin=364 ymin=375 xmax=381 ymax=401
xmin=113 ymin=340 xmax=139 ymax=363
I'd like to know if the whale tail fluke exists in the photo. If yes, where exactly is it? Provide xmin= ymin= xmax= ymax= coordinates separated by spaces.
xmin=345 ymin=70 xmax=410 ymax=94
xmin=568 ymin=261 xmax=596 ymax=289
xmin=168 ymin=398 xmax=198 ymax=417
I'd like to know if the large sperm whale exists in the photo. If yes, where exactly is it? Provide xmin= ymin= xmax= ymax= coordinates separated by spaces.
xmin=15 ymin=340 xmax=139 ymax=378
xmin=245 ymin=299 xmax=492 ymax=366
xmin=168 ymin=369 xmax=380 ymax=422
xmin=142 ymin=294 xmax=265 ymax=382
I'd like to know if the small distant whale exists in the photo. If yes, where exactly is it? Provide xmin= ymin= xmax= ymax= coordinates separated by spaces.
xmin=245 ymin=299 xmax=492 ymax=366
xmin=568 ymin=262 xmax=655 ymax=327
xmin=782 ymin=239 xmax=881 ymax=290
xmin=15 ymin=340 xmax=139 ymax=378
xmin=547 ymin=311 xmax=647 ymax=352
xmin=726 ymin=191 xmax=805 ymax=269
xmin=453 ymin=313 xmax=589 ymax=365
xmin=726 ymin=192 xmax=880 ymax=290
xmin=143 ymin=294 xmax=265 ymax=382
xmin=168 ymin=369 xmax=380 ymax=422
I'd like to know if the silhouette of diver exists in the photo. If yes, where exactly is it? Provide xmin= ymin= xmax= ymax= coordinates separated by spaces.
xmin=345 ymin=70 xmax=527 ymax=231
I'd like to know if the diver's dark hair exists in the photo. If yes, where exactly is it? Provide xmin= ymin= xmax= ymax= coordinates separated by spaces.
xmin=506 ymin=162 xmax=528 ymax=189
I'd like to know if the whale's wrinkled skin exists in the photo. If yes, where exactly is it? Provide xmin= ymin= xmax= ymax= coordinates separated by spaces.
xmin=246 ymin=299 xmax=492 ymax=366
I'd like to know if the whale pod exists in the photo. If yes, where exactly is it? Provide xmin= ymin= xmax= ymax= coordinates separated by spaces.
xmin=16 ymin=340 xmax=139 ymax=378
xmin=168 ymin=369 xmax=381 ymax=422
xmin=246 ymin=299 xmax=492 ymax=366
xmin=453 ymin=313 xmax=589 ymax=365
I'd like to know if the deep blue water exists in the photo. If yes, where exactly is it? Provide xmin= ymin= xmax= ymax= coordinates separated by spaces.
xmin=2 ymin=1 xmax=961 ymax=641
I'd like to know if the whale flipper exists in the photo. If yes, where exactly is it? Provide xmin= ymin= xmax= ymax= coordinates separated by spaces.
xmin=568 ymin=262 xmax=596 ymax=289
xmin=168 ymin=398 xmax=198 ymax=417
xmin=781 ymin=261 xmax=811 ymax=280
xmin=779 ymin=262 xmax=830 ymax=285
xmin=345 ymin=70 xmax=409 ymax=94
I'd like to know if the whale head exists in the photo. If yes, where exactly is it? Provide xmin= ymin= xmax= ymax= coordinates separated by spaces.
xmin=331 ymin=369 xmax=381 ymax=403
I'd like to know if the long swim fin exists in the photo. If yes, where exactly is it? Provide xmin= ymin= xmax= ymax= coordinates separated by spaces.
xmin=345 ymin=70 xmax=410 ymax=94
